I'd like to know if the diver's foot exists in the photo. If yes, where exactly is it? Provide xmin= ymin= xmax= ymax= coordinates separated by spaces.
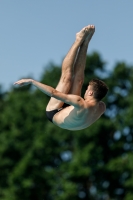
xmin=76 ymin=25 xmax=95 ymax=44
xmin=84 ymin=25 xmax=95 ymax=44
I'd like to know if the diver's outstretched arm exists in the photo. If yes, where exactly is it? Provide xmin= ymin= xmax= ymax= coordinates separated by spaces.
xmin=14 ymin=79 xmax=84 ymax=108
xmin=14 ymin=79 xmax=56 ymax=97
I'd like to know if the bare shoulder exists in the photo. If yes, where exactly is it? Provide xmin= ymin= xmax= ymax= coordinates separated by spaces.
xmin=99 ymin=101 xmax=106 ymax=114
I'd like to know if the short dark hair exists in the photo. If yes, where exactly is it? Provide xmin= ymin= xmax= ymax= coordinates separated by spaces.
xmin=89 ymin=78 xmax=109 ymax=101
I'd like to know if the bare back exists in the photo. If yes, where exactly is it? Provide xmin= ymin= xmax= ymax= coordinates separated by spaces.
xmin=52 ymin=101 xmax=106 ymax=130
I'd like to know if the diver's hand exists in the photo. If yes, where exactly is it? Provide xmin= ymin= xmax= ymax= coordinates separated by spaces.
xmin=14 ymin=79 xmax=33 ymax=87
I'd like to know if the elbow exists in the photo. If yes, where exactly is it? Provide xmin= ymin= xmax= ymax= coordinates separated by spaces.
xmin=76 ymin=97 xmax=84 ymax=108
xmin=51 ymin=89 xmax=58 ymax=97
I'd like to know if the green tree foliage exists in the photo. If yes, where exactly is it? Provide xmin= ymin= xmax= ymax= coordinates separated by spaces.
xmin=0 ymin=52 xmax=133 ymax=200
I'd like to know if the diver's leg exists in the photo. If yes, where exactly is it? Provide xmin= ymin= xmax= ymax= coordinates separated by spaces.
xmin=69 ymin=25 xmax=95 ymax=96
xmin=46 ymin=25 xmax=92 ymax=111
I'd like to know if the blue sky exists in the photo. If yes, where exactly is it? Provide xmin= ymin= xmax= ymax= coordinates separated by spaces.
xmin=1 ymin=1 xmax=133 ymax=91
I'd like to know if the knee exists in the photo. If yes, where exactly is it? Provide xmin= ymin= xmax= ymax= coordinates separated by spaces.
xmin=62 ymin=72 xmax=73 ymax=84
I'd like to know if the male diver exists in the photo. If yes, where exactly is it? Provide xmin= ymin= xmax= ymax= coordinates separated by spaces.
xmin=14 ymin=25 xmax=108 ymax=131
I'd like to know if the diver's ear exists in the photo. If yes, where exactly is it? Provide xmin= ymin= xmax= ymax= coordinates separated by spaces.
xmin=88 ymin=90 xmax=93 ymax=96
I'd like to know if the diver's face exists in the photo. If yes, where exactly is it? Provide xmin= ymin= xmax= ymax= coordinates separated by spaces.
xmin=84 ymin=85 xmax=92 ymax=99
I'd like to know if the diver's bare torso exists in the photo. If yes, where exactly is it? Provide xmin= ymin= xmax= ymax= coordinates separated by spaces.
xmin=52 ymin=101 xmax=105 ymax=131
